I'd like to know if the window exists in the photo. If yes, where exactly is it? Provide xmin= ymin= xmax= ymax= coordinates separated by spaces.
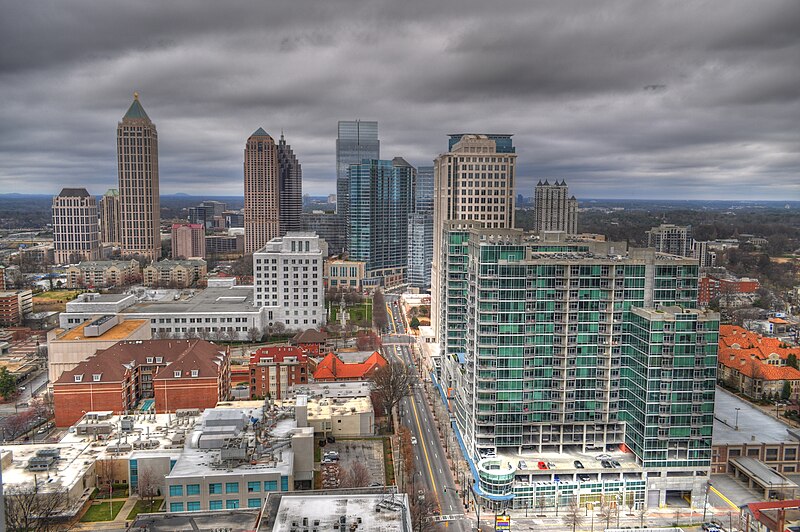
xmin=155 ymin=357 xmax=163 ymax=363
xmin=146 ymin=357 xmax=154 ymax=364
xmin=281 ymin=476 xmax=289 ymax=491
xmin=92 ymin=374 xmax=101 ymax=382
xmin=264 ymin=480 xmax=278 ymax=491
xmin=247 ymin=481 xmax=260 ymax=493
xmin=170 ymin=502 xmax=184 ymax=512
xmin=191 ymin=369 xmax=199 ymax=378
xmin=209 ymin=483 xmax=222 ymax=494
xmin=187 ymin=501 xmax=200 ymax=512
xmin=186 ymin=484 xmax=200 ymax=496
xmin=169 ymin=485 xmax=183 ymax=497
xmin=248 ymin=498 xmax=261 ymax=508
xmin=226 ymin=499 xmax=240 ymax=509
xmin=209 ymin=500 xmax=223 ymax=510
xmin=74 ymin=375 xmax=82 ymax=382
xmin=174 ymin=370 xmax=181 ymax=378
xmin=225 ymin=482 xmax=239 ymax=493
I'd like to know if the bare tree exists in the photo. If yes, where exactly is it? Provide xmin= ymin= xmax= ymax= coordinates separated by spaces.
xmin=536 ymin=495 xmax=547 ymax=516
xmin=597 ymin=499 xmax=614 ymax=530
xmin=211 ymin=328 xmax=227 ymax=343
xmin=224 ymin=327 xmax=239 ymax=343
xmin=247 ymin=326 xmax=262 ymax=343
xmin=95 ymin=459 xmax=115 ymax=497
xmin=4 ymin=484 xmax=69 ymax=532
xmin=372 ymin=361 xmax=414 ymax=432
xmin=408 ymin=491 xmax=439 ymax=532
xmin=136 ymin=468 xmax=161 ymax=513
xmin=153 ymin=328 xmax=172 ymax=340
xmin=561 ymin=497 xmax=584 ymax=532
xmin=372 ymin=289 xmax=389 ymax=331
xmin=346 ymin=462 xmax=371 ymax=488
xmin=637 ymin=505 xmax=648 ymax=528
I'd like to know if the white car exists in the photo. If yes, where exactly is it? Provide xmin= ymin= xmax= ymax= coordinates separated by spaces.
xmin=411 ymin=436 xmax=418 ymax=445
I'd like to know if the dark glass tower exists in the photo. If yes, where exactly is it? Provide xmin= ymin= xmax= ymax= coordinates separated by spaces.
xmin=277 ymin=133 xmax=302 ymax=235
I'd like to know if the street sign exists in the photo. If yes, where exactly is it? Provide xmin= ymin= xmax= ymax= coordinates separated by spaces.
xmin=495 ymin=515 xmax=510 ymax=532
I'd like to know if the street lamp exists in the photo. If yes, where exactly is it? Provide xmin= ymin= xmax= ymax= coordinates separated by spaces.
xmin=735 ymin=407 xmax=741 ymax=430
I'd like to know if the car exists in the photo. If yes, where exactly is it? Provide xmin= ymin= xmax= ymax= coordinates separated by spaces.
xmin=19 ymin=386 xmax=26 ymax=391
xmin=36 ymin=428 xmax=47 ymax=435
xmin=370 ymin=482 xmax=382 ymax=487
xmin=321 ymin=458 xmax=333 ymax=464
xmin=518 ymin=460 xmax=528 ymax=470
xmin=417 ymin=490 xmax=425 ymax=501
xmin=574 ymin=460 xmax=584 ymax=469
xmin=601 ymin=460 xmax=613 ymax=469
xmin=537 ymin=461 xmax=548 ymax=470
xmin=326 ymin=436 xmax=336 ymax=443
xmin=595 ymin=453 xmax=612 ymax=461
xmin=546 ymin=461 xmax=556 ymax=469
xmin=411 ymin=436 xmax=417 ymax=445
xmin=610 ymin=459 xmax=621 ymax=468
xmin=702 ymin=520 xmax=724 ymax=531
xmin=578 ymin=474 xmax=591 ymax=482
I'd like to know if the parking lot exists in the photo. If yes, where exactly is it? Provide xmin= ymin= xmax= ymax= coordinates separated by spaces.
xmin=323 ymin=438 xmax=386 ymax=485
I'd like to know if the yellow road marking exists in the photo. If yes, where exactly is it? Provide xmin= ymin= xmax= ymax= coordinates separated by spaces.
xmin=410 ymin=380 xmax=441 ymax=507
xmin=387 ymin=303 xmax=397 ymax=334
xmin=709 ymin=485 xmax=738 ymax=510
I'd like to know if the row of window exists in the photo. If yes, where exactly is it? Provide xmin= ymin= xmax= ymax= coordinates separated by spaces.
xmin=170 ymin=499 xmax=262 ymax=512
xmin=169 ymin=478 xmax=287 ymax=498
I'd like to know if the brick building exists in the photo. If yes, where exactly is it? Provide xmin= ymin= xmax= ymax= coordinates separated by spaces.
xmin=142 ymin=259 xmax=207 ymax=288
xmin=290 ymin=329 xmax=329 ymax=355
xmin=171 ymin=223 xmax=206 ymax=259
xmin=65 ymin=259 xmax=141 ymax=289
xmin=53 ymin=339 xmax=230 ymax=426
xmin=249 ymin=346 xmax=309 ymax=400
xmin=312 ymin=351 xmax=387 ymax=382
xmin=0 ymin=290 xmax=32 ymax=327
xmin=699 ymin=273 xmax=760 ymax=306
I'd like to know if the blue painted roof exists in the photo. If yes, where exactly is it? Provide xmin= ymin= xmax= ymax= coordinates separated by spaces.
xmin=251 ymin=127 xmax=270 ymax=137
xmin=123 ymin=96 xmax=149 ymax=120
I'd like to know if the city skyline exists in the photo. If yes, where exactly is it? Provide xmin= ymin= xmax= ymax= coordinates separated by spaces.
xmin=1 ymin=1 xmax=798 ymax=201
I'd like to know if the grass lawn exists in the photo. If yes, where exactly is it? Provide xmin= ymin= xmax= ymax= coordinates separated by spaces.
xmin=126 ymin=498 xmax=164 ymax=520
xmin=383 ymin=437 xmax=395 ymax=485
xmin=80 ymin=500 xmax=125 ymax=522
xmin=95 ymin=484 xmax=129 ymax=499
xmin=33 ymin=290 xmax=81 ymax=302
xmin=349 ymin=303 xmax=372 ymax=324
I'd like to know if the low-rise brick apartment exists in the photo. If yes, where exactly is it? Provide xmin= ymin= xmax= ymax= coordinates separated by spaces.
xmin=249 ymin=346 xmax=309 ymax=400
xmin=53 ymin=339 xmax=230 ymax=426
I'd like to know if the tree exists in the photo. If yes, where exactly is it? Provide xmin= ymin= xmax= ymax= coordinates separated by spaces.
xmin=536 ymin=495 xmax=547 ymax=516
xmin=0 ymin=367 xmax=18 ymax=400
xmin=247 ymin=326 xmax=263 ymax=343
xmin=356 ymin=330 xmax=382 ymax=351
xmin=232 ymin=254 xmax=253 ymax=277
xmin=782 ymin=381 xmax=792 ymax=401
xmin=409 ymin=317 xmax=420 ymax=329
xmin=5 ymin=410 xmax=34 ymax=439
xmin=597 ymin=499 xmax=614 ymax=530
xmin=372 ymin=289 xmax=389 ymax=331
xmin=136 ymin=468 xmax=160 ymax=513
xmin=789 ymin=354 xmax=798 ymax=370
xmin=371 ymin=361 xmax=414 ymax=432
xmin=408 ymin=491 xmax=439 ymax=532
xmin=4 ymin=484 xmax=69 ymax=532
xmin=339 ymin=462 xmax=371 ymax=488
xmin=561 ymin=497 xmax=585 ymax=532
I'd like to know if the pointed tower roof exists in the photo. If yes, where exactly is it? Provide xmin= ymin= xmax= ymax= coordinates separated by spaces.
xmin=123 ymin=92 xmax=150 ymax=120
xmin=251 ymin=127 xmax=270 ymax=137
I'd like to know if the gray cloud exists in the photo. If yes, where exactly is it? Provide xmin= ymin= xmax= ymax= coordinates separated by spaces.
xmin=0 ymin=0 xmax=798 ymax=200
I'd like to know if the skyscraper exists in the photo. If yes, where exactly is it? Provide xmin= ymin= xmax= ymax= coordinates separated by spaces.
xmin=171 ymin=223 xmax=206 ymax=259
xmin=407 ymin=165 xmax=434 ymax=289
xmin=437 ymin=227 xmax=717 ymax=509
xmin=244 ymin=128 xmax=279 ymax=254
xmin=415 ymin=165 xmax=434 ymax=214
xmin=348 ymin=157 xmax=413 ymax=288
xmin=118 ymin=93 xmax=161 ymax=261
xmin=277 ymin=133 xmax=302 ymax=235
xmin=431 ymin=134 xmax=517 ymax=335
xmin=52 ymin=188 xmax=100 ymax=264
xmin=533 ymin=179 xmax=578 ymax=234
xmin=647 ymin=223 xmax=693 ymax=257
xmin=99 ymin=188 xmax=120 ymax=246
xmin=336 ymin=120 xmax=379 ymax=247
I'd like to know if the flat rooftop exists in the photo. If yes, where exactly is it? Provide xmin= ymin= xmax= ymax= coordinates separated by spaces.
xmin=265 ymin=493 xmax=410 ymax=532
xmin=499 ymin=448 xmax=641 ymax=474
xmin=131 ymin=509 xmax=261 ymax=531
xmin=290 ymin=381 xmax=373 ymax=399
xmin=124 ymin=286 xmax=258 ymax=314
xmin=713 ymin=387 xmax=794 ymax=445
xmin=54 ymin=318 xmax=148 ymax=341
xmin=0 ymin=442 xmax=94 ymax=492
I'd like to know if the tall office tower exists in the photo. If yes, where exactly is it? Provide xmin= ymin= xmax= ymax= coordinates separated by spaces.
xmin=299 ymin=212 xmax=345 ymax=256
xmin=407 ymin=212 xmax=433 ymax=289
xmin=244 ymin=128 xmax=280 ymax=255
xmin=415 ymin=165 xmax=434 ymax=214
xmin=431 ymin=134 xmax=517 ymax=336
xmin=118 ymin=92 xmax=161 ymax=261
xmin=437 ymin=227 xmax=717 ymax=509
xmin=348 ymin=157 xmax=413 ymax=288
xmin=99 ymin=188 xmax=121 ymax=246
xmin=171 ymin=223 xmax=206 ymax=259
xmin=336 ymin=120 xmax=379 ymax=247
xmin=188 ymin=200 xmax=227 ymax=229
xmin=533 ymin=179 xmax=578 ymax=234
xmin=52 ymin=188 xmax=100 ymax=265
xmin=647 ymin=224 xmax=693 ymax=257
xmin=277 ymin=133 xmax=302 ymax=235
xmin=692 ymin=240 xmax=716 ymax=268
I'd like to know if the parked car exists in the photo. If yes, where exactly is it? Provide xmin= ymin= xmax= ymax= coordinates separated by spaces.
xmin=326 ymin=436 xmax=336 ymax=443
xmin=578 ymin=474 xmax=591 ymax=482
xmin=411 ymin=436 xmax=417 ymax=445
xmin=595 ymin=453 xmax=612 ymax=461
xmin=546 ymin=461 xmax=556 ymax=469
xmin=518 ymin=460 xmax=528 ymax=470
xmin=574 ymin=460 xmax=584 ymax=469
xmin=601 ymin=460 xmax=613 ymax=469
xmin=537 ymin=461 xmax=548 ymax=470
xmin=610 ymin=459 xmax=621 ymax=468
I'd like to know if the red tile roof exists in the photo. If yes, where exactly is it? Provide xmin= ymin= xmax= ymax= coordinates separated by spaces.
xmin=718 ymin=348 xmax=800 ymax=381
xmin=249 ymin=345 xmax=307 ymax=365
xmin=312 ymin=351 xmax=388 ymax=381
xmin=719 ymin=324 xmax=800 ymax=361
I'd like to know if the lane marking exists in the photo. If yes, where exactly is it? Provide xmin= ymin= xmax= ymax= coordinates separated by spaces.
xmin=709 ymin=485 xmax=738 ymax=510
xmin=410 ymin=375 xmax=440 ymax=506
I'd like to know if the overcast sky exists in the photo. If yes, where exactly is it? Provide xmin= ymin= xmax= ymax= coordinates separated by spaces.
xmin=1 ymin=0 xmax=798 ymax=200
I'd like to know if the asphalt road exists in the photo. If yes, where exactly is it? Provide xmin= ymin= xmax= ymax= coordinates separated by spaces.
xmin=383 ymin=297 xmax=472 ymax=532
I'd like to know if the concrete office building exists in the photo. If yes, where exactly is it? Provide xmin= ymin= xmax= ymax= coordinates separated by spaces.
xmin=647 ymin=224 xmax=693 ymax=257
xmin=431 ymin=134 xmax=517 ymax=337
xmin=299 ymin=211 xmax=345 ymax=256
xmin=348 ymin=158 xmax=413 ymax=289
xmin=189 ymin=200 xmax=227 ymax=229
xmin=533 ymin=179 xmax=578 ymax=235
xmin=277 ymin=133 xmax=302 ymax=235
xmin=336 ymin=120 xmax=379 ymax=248
xmin=436 ymin=228 xmax=717 ymax=508
xmin=407 ymin=212 xmax=433 ymax=289
xmin=99 ymin=188 xmax=121 ymax=246
xmin=244 ymin=128 xmax=280 ymax=254
xmin=253 ymin=232 xmax=326 ymax=328
xmin=52 ymin=188 xmax=100 ymax=265
xmin=118 ymin=93 xmax=161 ymax=260
xmin=172 ymin=223 xmax=206 ymax=259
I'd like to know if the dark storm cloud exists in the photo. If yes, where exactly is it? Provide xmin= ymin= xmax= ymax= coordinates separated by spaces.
xmin=0 ymin=0 xmax=798 ymax=200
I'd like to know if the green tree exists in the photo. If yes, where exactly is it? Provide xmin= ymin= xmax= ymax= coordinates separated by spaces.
xmin=782 ymin=381 xmax=792 ymax=401
xmin=410 ymin=317 xmax=420 ymax=329
xmin=788 ymin=354 xmax=798 ymax=369
xmin=0 ymin=367 xmax=18 ymax=400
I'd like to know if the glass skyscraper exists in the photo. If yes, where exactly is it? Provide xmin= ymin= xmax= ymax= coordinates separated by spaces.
xmin=348 ymin=157 xmax=413 ymax=288
xmin=336 ymin=120 xmax=379 ymax=251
